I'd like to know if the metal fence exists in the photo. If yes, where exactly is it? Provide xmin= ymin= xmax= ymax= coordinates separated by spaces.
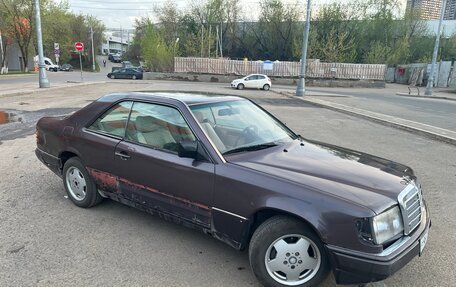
xmin=174 ymin=57 xmax=387 ymax=80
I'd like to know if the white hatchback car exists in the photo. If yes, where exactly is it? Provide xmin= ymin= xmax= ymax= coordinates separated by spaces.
xmin=231 ymin=74 xmax=272 ymax=90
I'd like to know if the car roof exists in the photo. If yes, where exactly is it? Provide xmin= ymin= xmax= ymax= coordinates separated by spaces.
xmin=97 ymin=92 xmax=245 ymax=106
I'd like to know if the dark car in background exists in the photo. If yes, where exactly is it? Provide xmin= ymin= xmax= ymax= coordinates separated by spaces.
xmin=59 ymin=64 xmax=73 ymax=72
xmin=113 ymin=55 xmax=121 ymax=63
xmin=35 ymin=92 xmax=430 ymax=287
xmin=107 ymin=68 xmax=143 ymax=80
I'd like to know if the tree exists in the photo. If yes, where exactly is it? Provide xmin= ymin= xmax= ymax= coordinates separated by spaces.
xmin=141 ymin=23 xmax=173 ymax=72
xmin=250 ymin=0 xmax=302 ymax=60
xmin=1 ymin=0 xmax=35 ymax=71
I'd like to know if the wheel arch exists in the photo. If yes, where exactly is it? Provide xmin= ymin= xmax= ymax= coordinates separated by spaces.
xmin=243 ymin=207 xmax=325 ymax=250
xmin=59 ymin=151 xmax=79 ymax=172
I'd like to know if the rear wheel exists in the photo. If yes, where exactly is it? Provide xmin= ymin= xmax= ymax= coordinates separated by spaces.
xmin=249 ymin=216 xmax=329 ymax=287
xmin=132 ymin=75 xmax=137 ymax=80
xmin=63 ymin=157 xmax=103 ymax=208
xmin=263 ymin=84 xmax=270 ymax=91
xmin=237 ymin=83 xmax=245 ymax=90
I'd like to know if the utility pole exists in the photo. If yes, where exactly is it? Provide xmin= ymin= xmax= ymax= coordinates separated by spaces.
xmin=34 ymin=0 xmax=50 ymax=88
xmin=296 ymin=0 xmax=311 ymax=97
xmin=90 ymin=25 xmax=95 ymax=72
xmin=120 ymin=25 xmax=123 ymax=54
xmin=425 ymin=0 xmax=447 ymax=96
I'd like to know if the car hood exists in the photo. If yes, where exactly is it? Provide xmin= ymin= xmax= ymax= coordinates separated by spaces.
xmin=226 ymin=140 xmax=414 ymax=214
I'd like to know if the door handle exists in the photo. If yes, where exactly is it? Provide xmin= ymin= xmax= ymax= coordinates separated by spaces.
xmin=115 ymin=151 xmax=131 ymax=160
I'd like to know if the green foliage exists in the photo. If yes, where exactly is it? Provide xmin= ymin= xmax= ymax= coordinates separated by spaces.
xmin=141 ymin=24 xmax=173 ymax=72
xmin=129 ymin=0 xmax=455 ymax=69
xmin=0 ymin=0 xmax=105 ymax=70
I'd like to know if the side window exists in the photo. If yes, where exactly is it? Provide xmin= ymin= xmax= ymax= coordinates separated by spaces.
xmin=257 ymin=75 xmax=265 ymax=80
xmin=126 ymin=102 xmax=196 ymax=153
xmin=45 ymin=60 xmax=50 ymax=65
xmin=88 ymin=101 xmax=132 ymax=137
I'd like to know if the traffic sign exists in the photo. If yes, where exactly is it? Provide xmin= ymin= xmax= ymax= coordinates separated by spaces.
xmin=74 ymin=42 xmax=84 ymax=51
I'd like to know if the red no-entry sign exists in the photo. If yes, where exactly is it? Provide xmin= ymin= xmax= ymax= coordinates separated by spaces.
xmin=74 ymin=42 xmax=84 ymax=51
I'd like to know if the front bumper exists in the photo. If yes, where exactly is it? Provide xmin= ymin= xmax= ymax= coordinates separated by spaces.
xmin=326 ymin=202 xmax=431 ymax=285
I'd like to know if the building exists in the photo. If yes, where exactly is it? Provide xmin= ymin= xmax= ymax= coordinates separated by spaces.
xmin=101 ymin=28 xmax=133 ymax=55
xmin=444 ymin=0 xmax=456 ymax=20
xmin=407 ymin=0 xmax=456 ymax=20
xmin=407 ymin=0 xmax=443 ymax=19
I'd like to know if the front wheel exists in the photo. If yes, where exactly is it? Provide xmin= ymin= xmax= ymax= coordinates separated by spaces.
xmin=132 ymin=75 xmax=137 ymax=80
xmin=111 ymin=75 xmax=115 ymax=79
xmin=63 ymin=157 xmax=103 ymax=208
xmin=237 ymin=83 xmax=245 ymax=90
xmin=249 ymin=216 xmax=329 ymax=287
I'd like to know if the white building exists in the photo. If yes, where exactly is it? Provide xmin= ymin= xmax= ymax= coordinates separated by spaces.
xmin=101 ymin=28 xmax=133 ymax=55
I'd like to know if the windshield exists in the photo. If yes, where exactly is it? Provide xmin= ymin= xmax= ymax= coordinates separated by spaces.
xmin=190 ymin=100 xmax=296 ymax=154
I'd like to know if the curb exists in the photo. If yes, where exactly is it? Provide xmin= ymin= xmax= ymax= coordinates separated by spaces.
xmin=395 ymin=92 xmax=456 ymax=102
xmin=272 ymin=90 xmax=456 ymax=146
xmin=0 ymin=81 xmax=102 ymax=98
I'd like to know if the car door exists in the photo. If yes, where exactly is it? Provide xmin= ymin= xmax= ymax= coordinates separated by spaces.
xmin=256 ymin=75 xmax=266 ymax=88
xmin=76 ymin=101 xmax=133 ymax=194
xmin=114 ymin=101 xmax=215 ymax=229
xmin=243 ymin=75 xmax=255 ymax=88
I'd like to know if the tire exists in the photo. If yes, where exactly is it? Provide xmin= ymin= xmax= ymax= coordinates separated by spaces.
xmin=132 ymin=75 xmax=137 ymax=80
xmin=263 ymin=84 xmax=270 ymax=91
xmin=63 ymin=157 xmax=103 ymax=208
xmin=249 ymin=216 xmax=329 ymax=287
xmin=111 ymin=75 xmax=115 ymax=79
xmin=237 ymin=83 xmax=245 ymax=90
xmin=54 ymin=68 xmax=58 ymax=72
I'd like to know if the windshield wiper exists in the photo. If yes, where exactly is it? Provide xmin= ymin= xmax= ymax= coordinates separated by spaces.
xmin=223 ymin=142 xmax=278 ymax=155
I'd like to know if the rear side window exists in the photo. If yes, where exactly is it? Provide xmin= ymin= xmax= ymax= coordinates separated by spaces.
xmin=88 ymin=101 xmax=132 ymax=137
xmin=125 ymin=102 xmax=196 ymax=153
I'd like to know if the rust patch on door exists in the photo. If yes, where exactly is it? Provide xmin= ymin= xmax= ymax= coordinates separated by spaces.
xmin=119 ymin=177 xmax=210 ymax=211
xmin=87 ymin=167 xmax=118 ymax=193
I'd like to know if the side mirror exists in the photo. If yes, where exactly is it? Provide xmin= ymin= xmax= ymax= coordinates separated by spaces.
xmin=178 ymin=140 xmax=198 ymax=158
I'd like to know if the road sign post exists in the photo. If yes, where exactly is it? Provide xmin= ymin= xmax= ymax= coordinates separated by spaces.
xmin=54 ymin=43 xmax=60 ymax=65
xmin=75 ymin=42 xmax=84 ymax=82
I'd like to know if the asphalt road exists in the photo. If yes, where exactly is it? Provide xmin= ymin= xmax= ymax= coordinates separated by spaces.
xmin=0 ymin=55 xmax=118 ymax=90
xmin=275 ymin=84 xmax=456 ymax=132
xmin=0 ymin=81 xmax=455 ymax=286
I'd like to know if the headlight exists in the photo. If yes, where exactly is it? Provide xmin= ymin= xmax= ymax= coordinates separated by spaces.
xmin=372 ymin=206 xmax=404 ymax=245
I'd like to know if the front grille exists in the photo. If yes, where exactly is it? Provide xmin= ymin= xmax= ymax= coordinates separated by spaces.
xmin=398 ymin=184 xmax=422 ymax=235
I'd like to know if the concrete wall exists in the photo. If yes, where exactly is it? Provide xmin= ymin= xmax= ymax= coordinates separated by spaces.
xmin=1 ymin=42 xmax=34 ymax=72
xmin=143 ymin=72 xmax=386 ymax=88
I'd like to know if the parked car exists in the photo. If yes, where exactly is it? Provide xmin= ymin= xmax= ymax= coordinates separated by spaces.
xmin=107 ymin=68 xmax=143 ymax=80
xmin=37 ymin=56 xmax=59 ymax=72
xmin=59 ymin=64 xmax=73 ymax=72
xmin=35 ymin=92 xmax=430 ymax=287
xmin=121 ymin=61 xmax=133 ymax=68
xmin=231 ymin=74 xmax=272 ymax=90
xmin=111 ymin=55 xmax=121 ymax=63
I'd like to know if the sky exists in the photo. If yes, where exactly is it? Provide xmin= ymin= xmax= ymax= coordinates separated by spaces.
xmin=64 ymin=0 xmax=407 ymax=30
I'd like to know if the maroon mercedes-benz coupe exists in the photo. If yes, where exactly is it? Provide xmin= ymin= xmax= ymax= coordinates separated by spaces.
xmin=36 ymin=92 xmax=430 ymax=287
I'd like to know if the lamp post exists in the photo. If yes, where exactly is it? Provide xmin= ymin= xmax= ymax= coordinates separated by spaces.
xmin=34 ymin=0 xmax=50 ymax=88
xmin=296 ymin=0 xmax=312 ymax=97
xmin=425 ymin=0 xmax=447 ymax=96
xmin=90 ymin=25 xmax=95 ymax=71
xmin=173 ymin=38 xmax=179 ymax=72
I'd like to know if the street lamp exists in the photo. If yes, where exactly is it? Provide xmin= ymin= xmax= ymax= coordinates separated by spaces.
xmin=173 ymin=37 xmax=180 ymax=57
xmin=34 ymin=0 xmax=50 ymax=88
xmin=296 ymin=0 xmax=312 ymax=97
xmin=425 ymin=0 xmax=447 ymax=96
